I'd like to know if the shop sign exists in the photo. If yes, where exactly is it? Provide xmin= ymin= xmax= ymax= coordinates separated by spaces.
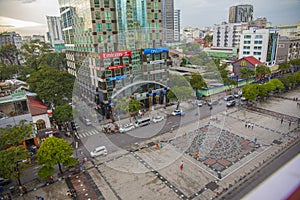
xmin=100 ymin=50 xmax=132 ymax=59
xmin=108 ymin=64 xmax=126 ymax=70
xmin=150 ymin=59 xmax=165 ymax=65
xmin=143 ymin=47 xmax=169 ymax=55
xmin=108 ymin=75 xmax=128 ymax=81
xmin=93 ymin=66 xmax=104 ymax=71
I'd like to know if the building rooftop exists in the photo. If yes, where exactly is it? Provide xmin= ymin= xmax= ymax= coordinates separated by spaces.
xmin=27 ymin=96 xmax=47 ymax=116
xmin=231 ymin=56 xmax=263 ymax=66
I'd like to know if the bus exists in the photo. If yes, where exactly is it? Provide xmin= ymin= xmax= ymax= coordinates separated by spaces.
xmin=135 ymin=117 xmax=151 ymax=127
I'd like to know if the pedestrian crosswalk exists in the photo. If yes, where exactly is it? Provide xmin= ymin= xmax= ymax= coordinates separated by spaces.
xmin=78 ymin=129 xmax=100 ymax=139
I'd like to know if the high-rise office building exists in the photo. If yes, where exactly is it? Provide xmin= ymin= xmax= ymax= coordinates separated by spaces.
xmin=58 ymin=0 xmax=170 ymax=119
xmin=162 ymin=0 xmax=174 ymax=43
xmin=46 ymin=16 xmax=65 ymax=52
xmin=174 ymin=9 xmax=180 ymax=42
xmin=229 ymin=4 xmax=253 ymax=23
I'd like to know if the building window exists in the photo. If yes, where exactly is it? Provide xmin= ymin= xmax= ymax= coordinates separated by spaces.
xmin=243 ymin=51 xmax=250 ymax=55
xmin=95 ymin=11 xmax=101 ymax=20
xmin=105 ymin=70 xmax=112 ymax=77
xmin=94 ymin=0 xmax=100 ymax=7
xmin=105 ymin=12 xmax=111 ymax=20
xmin=98 ymin=35 xmax=103 ymax=43
xmin=254 ymin=46 xmax=262 ymax=50
xmin=154 ymin=2 xmax=159 ymax=10
xmin=254 ymin=52 xmax=261 ymax=55
xmin=106 ymin=23 xmax=112 ymax=31
xmin=254 ymin=40 xmax=263 ymax=44
xmin=154 ymin=13 xmax=158 ymax=20
xmin=115 ymin=68 xmax=121 ymax=76
xmin=96 ymin=23 xmax=102 ymax=32
xmin=243 ymin=46 xmax=250 ymax=49
xmin=244 ymin=41 xmax=251 ymax=44
xmin=244 ymin=35 xmax=251 ymax=39
xmin=104 ymin=0 xmax=109 ymax=8
xmin=255 ymin=35 xmax=263 ymax=39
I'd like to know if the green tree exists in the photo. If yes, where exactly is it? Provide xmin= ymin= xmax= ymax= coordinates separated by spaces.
xmin=189 ymin=73 xmax=207 ymax=97
xmin=37 ymin=136 xmax=77 ymax=176
xmin=257 ymin=84 xmax=268 ymax=99
xmin=242 ymin=84 xmax=259 ymax=101
xmin=240 ymin=68 xmax=255 ymax=84
xmin=269 ymin=79 xmax=284 ymax=91
xmin=39 ymin=52 xmax=67 ymax=70
xmin=53 ymin=104 xmax=73 ymax=123
xmin=264 ymin=81 xmax=277 ymax=94
xmin=281 ymin=75 xmax=292 ymax=90
xmin=27 ymin=68 xmax=75 ymax=106
xmin=128 ymin=98 xmax=143 ymax=118
xmin=0 ymin=120 xmax=32 ymax=148
xmin=0 ymin=146 xmax=30 ymax=186
xmin=256 ymin=65 xmax=271 ymax=80
xmin=223 ymin=77 xmax=238 ymax=93
xmin=278 ymin=62 xmax=291 ymax=74
xmin=0 ymin=44 xmax=20 ymax=66
xmin=21 ymin=39 xmax=51 ymax=71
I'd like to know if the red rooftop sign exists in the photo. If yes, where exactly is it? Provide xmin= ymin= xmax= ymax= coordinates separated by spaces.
xmin=108 ymin=65 xmax=126 ymax=70
xmin=100 ymin=50 xmax=132 ymax=59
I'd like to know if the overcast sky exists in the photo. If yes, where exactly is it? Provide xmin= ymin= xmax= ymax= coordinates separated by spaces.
xmin=0 ymin=0 xmax=299 ymax=36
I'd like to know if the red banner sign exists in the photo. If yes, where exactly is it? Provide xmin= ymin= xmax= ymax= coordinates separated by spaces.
xmin=100 ymin=50 xmax=132 ymax=59
xmin=108 ymin=65 xmax=126 ymax=70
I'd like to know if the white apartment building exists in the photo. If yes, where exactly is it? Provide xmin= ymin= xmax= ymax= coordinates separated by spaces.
xmin=239 ymin=28 xmax=269 ymax=63
xmin=213 ymin=22 xmax=248 ymax=48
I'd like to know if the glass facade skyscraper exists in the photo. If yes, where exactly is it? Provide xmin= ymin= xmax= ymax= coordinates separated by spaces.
xmin=58 ymin=0 xmax=170 ymax=119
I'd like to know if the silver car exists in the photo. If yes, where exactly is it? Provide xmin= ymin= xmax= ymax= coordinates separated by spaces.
xmin=119 ymin=123 xmax=135 ymax=133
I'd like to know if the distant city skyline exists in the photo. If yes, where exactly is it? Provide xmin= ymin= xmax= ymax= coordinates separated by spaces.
xmin=0 ymin=0 xmax=299 ymax=36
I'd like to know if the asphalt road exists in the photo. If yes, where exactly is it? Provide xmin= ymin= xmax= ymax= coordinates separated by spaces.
xmin=102 ymin=102 xmax=227 ymax=150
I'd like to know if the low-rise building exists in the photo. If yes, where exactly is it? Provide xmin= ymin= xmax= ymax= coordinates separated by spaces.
xmin=231 ymin=56 xmax=263 ymax=78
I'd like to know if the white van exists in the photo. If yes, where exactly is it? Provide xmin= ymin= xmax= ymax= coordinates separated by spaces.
xmin=135 ymin=117 xmax=151 ymax=127
xmin=90 ymin=146 xmax=107 ymax=158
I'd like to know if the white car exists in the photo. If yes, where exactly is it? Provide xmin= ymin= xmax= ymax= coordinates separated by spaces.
xmin=172 ymin=109 xmax=185 ymax=116
xmin=153 ymin=115 xmax=164 ymax=123
xmin=119 ymin=123 xmax=135 ymax=133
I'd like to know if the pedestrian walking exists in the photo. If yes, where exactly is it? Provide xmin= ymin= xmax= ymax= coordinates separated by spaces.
xmin=180 ymin=160 xmax=183 ymax=172
xmin=281 ymin=118 xmax=283 ymax=125
xmin=289 ymin=121 xmax=291 ymax=129
xmin=251 ymin=123 xmax=254 ymax=130
xmin=245 ymin=122 xmax=247 ymax=128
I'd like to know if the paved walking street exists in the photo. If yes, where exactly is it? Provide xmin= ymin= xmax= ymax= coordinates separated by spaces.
xmin=15 ymin=88 xmax=300 ymax=200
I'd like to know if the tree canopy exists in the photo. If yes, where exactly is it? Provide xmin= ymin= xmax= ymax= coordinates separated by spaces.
xmin=27 ymin=68 xmax=75 ymax=106
xmin=21 ymin=39 xmax=51 ymax=72
xmin=0 ymin=120 xmax=32 ymax=148
xmin=189 ymin=73 xmax=207 ymax=97
xmin=37 ymin=136 xmax=77 ymax=177
xmin=128 ymin=98 xmax=143 ymax=117
xmin=240 ymin=68 xmax=255 ymax=83
xmin=242 ymin=84 xmax=259 ymax=101
xmin=53 ymin=104 xmax=73 ymax=123
xmin=0 ymin=146 xmax=30 ymax=185
xmin=256 ymin=65 xmax=271 ymax=79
